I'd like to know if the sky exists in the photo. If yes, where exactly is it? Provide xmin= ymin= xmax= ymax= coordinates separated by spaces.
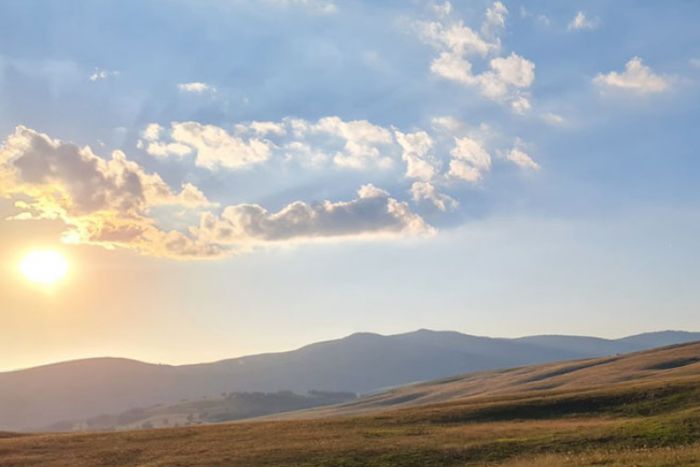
xmin=0 ymin=0 xmax=699 ymax=371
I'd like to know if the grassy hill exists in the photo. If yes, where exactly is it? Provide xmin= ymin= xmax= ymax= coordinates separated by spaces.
xmin=3 ymin=329 xmax=699 ymax=431
xmin=46 ymin=390 xmax=356 ymax=432
xmin=2 ymin=342 xmax=700 ymax=466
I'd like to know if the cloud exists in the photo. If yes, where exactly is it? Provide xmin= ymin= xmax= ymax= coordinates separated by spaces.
xmin=415 ymin=1 xmax=535 ymax=113
xmin=410 ymin=181 xmax=457 ymax=211
xmin=1 ymin=127 xmax=433 ymax=258
xmin=593 ymin=57 xmax=670 ymax=94
xmin=143 ymin=122 xmax=272 ymax=170
xmin=143 ymin=117 xmax=395 ymax=171
xmin=394 ymin=130 xmax=439 ymax=181
xmin=431 ymin=1 xmax=452 ymax=18
xmin=177 ymin=82 xmax=216 ymax=93
xmin=568 ymin=11 xmax=599 ymax=31
xmin=482 ymin=1 xmax=508 ymax=38
xmin=448 ymin=136 xmax=491 ymax=183
xmin=0 ymin=126 xmax=219 ymax=257
xmin=142 ymin=115 xmax=519 ymax=188
xmin=89 ymin=68 xmax=118 ymax=81
xmin=507 ymin=147 xmax=539 ymax=170
xmin=689 ymin=58 xmax=700 ymax=69
xmin=195 ymin=184 xmax=433 ymax=246
xmin=541 ymin=112 xmax=566 ymax=126
xmin=263 ymin=0 xmax=336 ymax=15
xmin=309 ymin=117 xmax=394 ymax=169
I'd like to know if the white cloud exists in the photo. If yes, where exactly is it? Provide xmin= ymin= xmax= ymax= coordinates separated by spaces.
xmin=245 ymin=121 xmax=288 ymax=137
xmin=507 ymin=147 xmax=539 ymax=170
xmin=568 ymin=11 xmax=598 ymax=31
xmin=89 ymin=68 xmax=118 ymax=81
xmin=177 ymin=82 xmax=216 ymax=93
xmin=411 ymin=181 xmax=458 ymax=211
xmin=394 ymin=130 xmax=439 ymax=181
xmin=689 ymin=58 xmax=700 ymax=69
xmin=310 ymin=117 xmax=394 ymax=169
xmin=142 ymin=123 xmax=163 ymax=142
xmin=142 ymin=117 xmax=395 ymax=171
xmin=263 ymin=0 xmax=336 ymax=14
xmin=594 ymin=57 xmax=670 ymax=94
xmin=0 ymin=127 xmax=434 ymax=258
xmin=139 ymin=122 xmax=274 ymax=169
xmin=431 ymin=1 xmax=452 ymax=18
xmin=482 ymin=1 xmax=508 ymax=38
xmin=488 ymin=53 xmax=535 ymax=89
xmin=541 ymin=112 xmax=566 ymax=126
xmin=416 ymin=2 xmax=535 ymax=113
xmin=135 ymin=114 xmax=524 ymax=229
xmin=448 ymin=136 xmax=491 ymax=183
xmin=419 ymin=20 xmax=494 ymax=57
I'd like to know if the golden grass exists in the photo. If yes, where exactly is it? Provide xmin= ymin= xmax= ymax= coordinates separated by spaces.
xmin=2 ymin=342 xmax=700 ymax=466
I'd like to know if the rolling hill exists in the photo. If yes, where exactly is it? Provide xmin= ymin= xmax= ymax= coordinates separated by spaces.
xmin=1 ymin=329 xmax=698 ymax=431
xmin=2 ymin=341 xmax=700 ymax=466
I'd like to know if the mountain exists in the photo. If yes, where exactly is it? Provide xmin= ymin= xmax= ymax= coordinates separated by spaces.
xmin=273 ymin=339 xmax=700 ymax=420
xmin=4 ymin=341 xmax=700 ymax=466
xmin=0 ymin=329 xmax=698 ymax=431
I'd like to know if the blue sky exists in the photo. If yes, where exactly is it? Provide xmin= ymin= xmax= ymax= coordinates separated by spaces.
xmin=0 ymin=0 xmax=699 ymax=369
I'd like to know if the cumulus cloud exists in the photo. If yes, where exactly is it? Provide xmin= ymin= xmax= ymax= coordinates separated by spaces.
xmin=416 ymin=1 xmax=535 ymax=113
xmin=568 ymin=11 xmax=598 ymax=31
xmin=593 ymin=57 xmax=670 ymax=94
xmin=142 ymin=117 xmax=395 ymax=171
xmin=410 ymin=181 xmax=458 ymax=211
xmin=1 ymin=127 xmax=433 ymax=258
xmin=309 ymin=117 xmax=394 ymax=169
xmin=195 ymin=184 xmax=432 ymax=246
xmin=394 ymin=130 xmax=439 ymax=181
xmin=177 ymin=82 xmax=216 ymax=93
xmin=141 ymin=122 xmax=272 ymax=170
xmin=448 ymin=136 xmax=491 ymax=183
xmin=0 ymin=126 xmax=218 ymax=257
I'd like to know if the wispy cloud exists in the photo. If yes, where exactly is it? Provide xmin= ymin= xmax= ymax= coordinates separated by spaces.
xmin=507 ymin=147 xmax=540 ymax=171
xmin=89 ymin=68 xmax=119 ymax=81
xmin=177 ymin=82 xmax=216 ymax=93
xmin=264 ymin=0 xmax=336 ymax=15
xmin=568 ymin=11 xmax=599 ymax=31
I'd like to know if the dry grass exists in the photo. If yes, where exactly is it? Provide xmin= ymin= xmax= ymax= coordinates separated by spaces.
xmin=2 ymin=342 xmax=700 ymax=466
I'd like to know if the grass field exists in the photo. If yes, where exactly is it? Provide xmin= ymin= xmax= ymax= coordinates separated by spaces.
xmin=2 ymin=343 xmax=700 ymax=466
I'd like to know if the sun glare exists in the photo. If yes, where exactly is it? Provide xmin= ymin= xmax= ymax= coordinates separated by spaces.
xmin=20 ymin=250 xmax=69 ymax=285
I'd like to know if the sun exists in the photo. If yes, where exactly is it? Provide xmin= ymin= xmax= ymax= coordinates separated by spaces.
xmin=19 ymin=250 xmax=69 ymax=285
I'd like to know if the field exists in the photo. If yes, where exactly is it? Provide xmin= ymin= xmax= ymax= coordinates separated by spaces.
xmin=2 ymin=342 xmax=700 ymax=466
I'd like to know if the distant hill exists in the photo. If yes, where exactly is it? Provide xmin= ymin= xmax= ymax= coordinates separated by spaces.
xmin=0 ymin=329 xmax=698 ymax=431
xmin=47 ymin=390 xmax=357 ymax=432
xmin=4 ymin=340 xmax=700 ymax=466
xmin=276 ymin=339 xmax=700 ymax=420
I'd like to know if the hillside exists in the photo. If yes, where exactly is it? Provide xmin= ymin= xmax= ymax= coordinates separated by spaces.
xmin=2 ymin=342 xmax=700 ymax=466
xmin=47 ymin=390 xmax=356 ymax=432
xmin=268 ymin=339 xmax=700 ymax=420
xmin=1 ymin=329 xmax=698 ymax=431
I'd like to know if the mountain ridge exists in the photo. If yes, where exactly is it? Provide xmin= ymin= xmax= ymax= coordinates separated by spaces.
xmin=1 ymin=329 xmax=699 ymax=431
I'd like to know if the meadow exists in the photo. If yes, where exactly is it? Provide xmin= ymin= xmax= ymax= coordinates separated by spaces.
xmin=2 ymin=343 xmax=700 ymax=466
